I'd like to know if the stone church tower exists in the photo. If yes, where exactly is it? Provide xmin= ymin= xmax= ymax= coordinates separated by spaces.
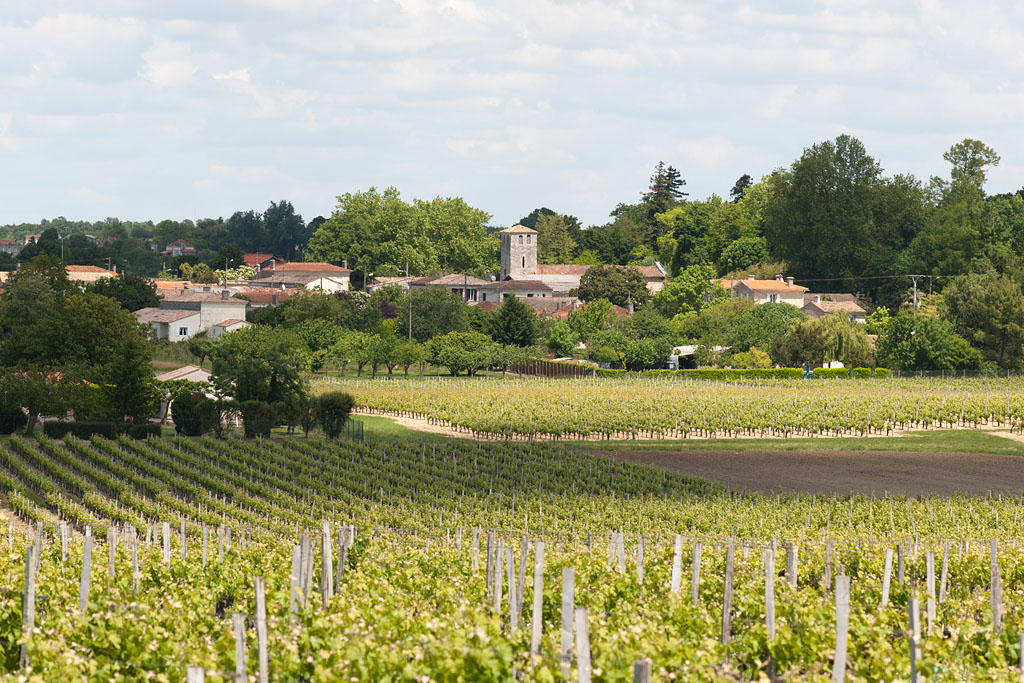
xmin=499 ymin=224 xmax=538 ymax=280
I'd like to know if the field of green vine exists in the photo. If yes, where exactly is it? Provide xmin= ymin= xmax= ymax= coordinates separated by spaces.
xmin=326 ymin=375 xmax=1024 ymax=440
xmin=0 ymin=431 xmax=1023 ymax=679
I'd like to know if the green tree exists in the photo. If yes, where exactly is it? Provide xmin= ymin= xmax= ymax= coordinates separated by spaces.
xmin=534 ymin=214 xmax=577 ymax=264
xmin=414 ymin=196 xmax=494 ymax=274
xmin=545 ymin=322 xmax=578 ymax=357
xmin=731 ymin=302 xmax=806 ymax=353
xmin=400 ymin=286 xmax=470 ymax=343
xmin=317 ymin=391 xmax=355 ymax=439
xmin=264 ymin=200 xmax=307 ymax=261
xmin=876 ymin=312 xmax=955 ymax=371
xmin=731 ymin=347 xmax=772 ymax=368
xmin=941 ymin=270 xmax=1024 ymax=368
xmin=491 ymin=295 xmax=537 ymax=347
xmin=653 ymin=264 xmax=726 ymax=319
xmin=210 ymin=326 xmax=307 ymax=404
xmin=642 ymin=162 xmax=687 ymax=234
xmin=87 ymin=275 xmax=159 ymax=312
xmin=187 ymin=336 xmax=216 ymax=368
xmin=567 ymin=298 xmax=616 ymax=341
xmin=426 ymin=331 xmax=496 ymax=376
xmin=394 ymin=341 xmax=427 ymax=376
xmin=623 ymin=337 xmax=672 ymax=370
xmin=576 ymin=266 xmax=650 ymax=309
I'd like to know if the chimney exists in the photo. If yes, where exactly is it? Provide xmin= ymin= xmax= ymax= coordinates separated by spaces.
xmin=221 ymin=290 xmax=228 ymax=301
xmin=776 ymin=274 xmax=784 ymax=282
xmin=342 ymin=260 xmax=348 ymax=269
xmin=272 ymin=294 xmax=279 ymax=306
xmin=747 ymin=274 xmax=755 ymax=281
xmin=786 ymin=277 xmax=794 ymax=287
xmin=815 ymin=295 xmax=821 ymax=304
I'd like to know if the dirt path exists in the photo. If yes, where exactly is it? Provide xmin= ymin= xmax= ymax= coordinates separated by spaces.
xmin=601 ymin=448 xmax=1024 ymax=496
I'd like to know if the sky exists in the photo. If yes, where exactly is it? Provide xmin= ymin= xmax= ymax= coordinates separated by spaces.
xmin=3 ymin=0 xmax=1024 ymax=229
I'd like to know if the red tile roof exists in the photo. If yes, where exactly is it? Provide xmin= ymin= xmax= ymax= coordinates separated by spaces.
xmin=273 ymin=262 xmax=352 ymax=273
xmin=500 ymin=224 xmax=538 ymax=234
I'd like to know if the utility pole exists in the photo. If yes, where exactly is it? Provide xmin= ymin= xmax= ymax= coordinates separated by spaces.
xmin=407 ymin=261 xmax=412 ymax=341
xmin=909 ymin=275 xmax=920 ymax=315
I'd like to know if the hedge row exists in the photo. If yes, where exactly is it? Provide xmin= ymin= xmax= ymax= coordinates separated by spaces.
xmin=41 ymin=422 xmax=162 ymax=439
xmin=595 ymin=367 xmax=890 ymax=380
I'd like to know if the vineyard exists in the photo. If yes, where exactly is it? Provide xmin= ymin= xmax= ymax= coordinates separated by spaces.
xmin=0 ymin=432 xmax=1024 ymax=679
xmin=325 ymin=375 xmax=1024 ymax=440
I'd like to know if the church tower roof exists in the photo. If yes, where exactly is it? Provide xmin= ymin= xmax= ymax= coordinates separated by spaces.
xmin=500 ymin=224 xmax=538 ymax=234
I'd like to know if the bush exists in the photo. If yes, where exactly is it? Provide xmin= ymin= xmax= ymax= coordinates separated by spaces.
xmin=126 ymin=423 xmax=162 ymax=439
xmin=813 ymin=368 xmax=850 ymax=379
xmin=872 ymin=367 xmax=891 ymax=378
xmin=596 ymin=368 xmax=804 ymax=380
xmin=317 ymin=391 xmax=355 ymax=439
xmin=0 ymin=412 xmax=27 ymax=435
xmin=852 ymin=367 xmax=873 ymax=379
xmin=42 ymin=421 xmax=122 ymax=439
xmin=238 ymin=400 xmax=277 ymax=438
xmin=172 ymin=391 xmax=205 ymax=436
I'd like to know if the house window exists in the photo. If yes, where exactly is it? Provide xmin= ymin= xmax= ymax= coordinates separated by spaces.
xmin=178 ymin=327 xmax=189 ymax=336
xmin=527 ymin=235 xmax=531 ymax=243
xmin=768 ymin=294 xmax=778 ymax=303
xmin=527 ymin=293 xmax=534 ymax=297
xmin=519 ymin=235 xmax=523 ymax=244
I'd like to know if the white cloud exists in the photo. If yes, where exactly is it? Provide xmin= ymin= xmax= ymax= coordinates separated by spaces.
xmin=2 ymin=1 xmax=1024 ymax=226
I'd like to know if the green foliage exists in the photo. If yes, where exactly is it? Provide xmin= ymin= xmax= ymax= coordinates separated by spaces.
xmin=731 ymin=346 xmax=772 ymax=369
xmin=307 ymin=188 xmax=494 ymax=284
xmin=490 ymin=295 xmax=536 ymax=347
xmin=426 ymin=331 xmax=497 ymax=376
xmin=876 ymin=312 xmax=956 ymax=371
xmin=623 ymin=337 xmax=672 ymax=370
xmin=771 ymin=314 xmax=874 ymax=368
xmin=534 ymin=213 xmax=577 ymax=264
xmin=171 ymin=391 xmax=216 ymax=437
xmin=545 ymin=322 xmax=579 ymax=357
xmin=316 ymin=391 xmax=355 ymax=439
xmin=400 ymin=286 xmax=470 ymax=343
xmin=41 ymin=421 xmax=124 ymax=438
xmin=731 ymin=302 xmax=806 ymax=354
xmin=942 ymin=270 xmax=1024 ymax=368
xmin=576 ymin=266 xmax=650 ymax=309
xmin=652 ymin=264 xmax=726 ymax=318
xmin=86 ymin=275 xmax=159 ymax=312
xmin=567 ymin=298 xmax=616 ymax=341
xmin=237 ymin=400 xmax=277 ymax=438
xmin=210 ymin=325 xmax=307 ymax=404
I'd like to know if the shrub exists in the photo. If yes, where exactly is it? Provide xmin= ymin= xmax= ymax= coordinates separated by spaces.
xmin=872 ymin=367 xmax=892 ymax=378
xmin=813 ymin=368 xmax=850 ymax=379
xmin=126 ymin=423 xmax=162 ymax=439
xmin=172 ymin=391 xmax=205 ymax=436
xmin=852 ymin=367 xmax=873 ymax=379
xmin=42 ymin=421 xmax=121 ymax=438
xmin=238 ymin=400 xmax=277 ymax=438
xmin=317 ymin=391 xmax=355 ymax=439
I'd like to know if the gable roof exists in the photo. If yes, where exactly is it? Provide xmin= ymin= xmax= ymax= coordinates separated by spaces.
xmin=234 ymin=289 xmax=293 ymax=305
xmin=212 ymin=319 xmax=250 ymax=327
xmin=534 ymin=264 xmax=665 ymax=279
xmin=271 ymin=261 xmax=352 ymax=273
xmin=500 ymin=224 xmax=538 ymax=234
xmin=135 ymin=307 xmax=200 ymax=324
xmin=485 ymin=279 xmax=552 ymax=292
xmin=67 ymin=265 xmax=116 ymax=275
xmin=160 ymin=291 xmax=244 ymax=304
xmin=733 ymin=279 xmax=808 ymax=294
xmin=155 ymin=364 xmax=211 ymax=382
xmin=242 ymin=253 xmax=279 ymax=266
xmin=412 ymin=273 xmax=489 ymax=287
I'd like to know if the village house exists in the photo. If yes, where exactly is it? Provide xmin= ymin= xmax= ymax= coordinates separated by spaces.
xmin=0 ymin=240 xmax=23 ymax=256
xmin=802 ymin=293 xmax=869 ymax=323
xmin=233 ymin=288 xmax=293 ymax=308
xmin=208 ymin=318 xmax=252 ymax=339
xmin=135 ymin=307 xmax=202 ymax=342
xmin=250 ymin=262 xmax=352 ymax=292
xmin=23 ymin=234 xmax=40 ymax=245
xmin=66 ymin=265 xmax=117 ymax=286
xmin=242 ymin=253 xmax=285 ymax=271
xmin=729 ymin=274 xmax=808 ymax=307
xmin=154 ymin=288 xmax=248 ymax=336
xmin=163 ymin=239 xmax=198 ymax=257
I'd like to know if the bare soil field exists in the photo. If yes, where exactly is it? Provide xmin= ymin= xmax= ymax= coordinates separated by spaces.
xmin=600 ymin=448 xmax=1024 ymax=496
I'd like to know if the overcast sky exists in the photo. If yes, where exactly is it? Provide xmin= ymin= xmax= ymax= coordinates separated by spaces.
xmin=2 ymin=1 xmax=1024 ymax=228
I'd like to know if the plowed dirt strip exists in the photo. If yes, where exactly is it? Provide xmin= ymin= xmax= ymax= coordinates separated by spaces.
xmin=599 ymin=449 xmax=1024 ymax=496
